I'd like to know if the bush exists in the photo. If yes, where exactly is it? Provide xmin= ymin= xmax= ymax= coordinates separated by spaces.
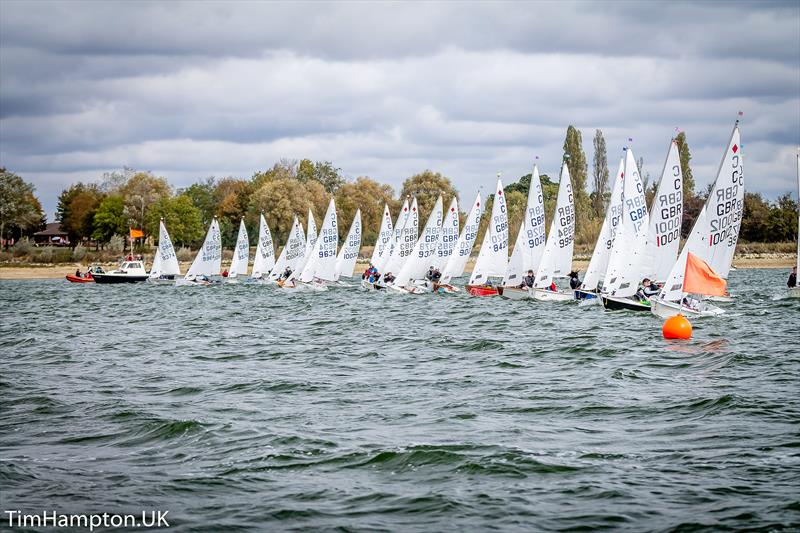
xmin=108 ymin=234 xmax=125 ymax=253
xmin=35 ymin=247 xmax=52 ymax=263
xmin=177 ymin=247 xmax=194 ymax=262
xmin=72 ymin=244 xmax=87 ymax=261
xmin=12 ymin=238 xmax=32 ymax=257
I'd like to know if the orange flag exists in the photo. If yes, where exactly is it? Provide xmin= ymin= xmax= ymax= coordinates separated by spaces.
xmin=683 ymin=252 xmax=727 ymax=296
xmin=129 ymin=228 xmax=144 ymax=239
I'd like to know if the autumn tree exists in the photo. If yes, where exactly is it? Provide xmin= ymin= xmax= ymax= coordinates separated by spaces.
xmin=57 ymin=183 xmax=104 ymax=246
xmin=334 ymin=176 xmax=396 ymax=243
xmin=591 ymin=129 xmax=609 ymax=217
xmin=120 ymin=172 xmax=171 ymax=236
xmin=297 ymin=159 xmax=346 ymax=193
xmin=675 ymin=131 xmax=695 ymax=197
xmin=251 ymin=160 xmax=297 ymax=190
xmin=248 ymin=178 xmax=328 ymax=244
xmin=213 ymin=177 xmax=252 ymax=246
xmin=399 ymin=170 xmax=459 ymax=224
xmin=0 ymin=169 xmax=45 ymax=248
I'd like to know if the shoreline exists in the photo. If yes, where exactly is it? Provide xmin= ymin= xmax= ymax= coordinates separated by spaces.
xmin=0 ymin=254 xmax=794 ymax=280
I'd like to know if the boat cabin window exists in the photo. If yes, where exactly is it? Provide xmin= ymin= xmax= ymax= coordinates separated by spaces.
xmin=123 ymin=262 xmax=142 ymax=269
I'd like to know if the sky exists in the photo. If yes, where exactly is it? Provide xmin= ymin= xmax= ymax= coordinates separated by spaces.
xmin=1 ymin=0 xmax=799 ymax=219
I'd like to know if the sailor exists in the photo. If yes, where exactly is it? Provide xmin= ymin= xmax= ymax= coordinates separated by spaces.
xmin=75 ymin=268 xmax=82 ymax=278
xmin=425 ymin=266 xmax=435 ymax=281
xmin=788 ymin=266 xmax=797 ymax=288
xmin=222 ymin=269 xmax=229 ymax=278
xmin=383 ymin=272 xmax=396 ymax=284
xmin=568 ymin=271 xmax=581 ymax=290
xmin=282 ymin=266 xmax=292 ymax=280
xmin=519 ymin=270 xmax=535 ymax=289
xmin=636 ymin=278 xmax=658 ymax=300
xmin=431 ymin=268 xmax=442 ymax=283
xmin=547 ymin=281 xmax=557 ymax=291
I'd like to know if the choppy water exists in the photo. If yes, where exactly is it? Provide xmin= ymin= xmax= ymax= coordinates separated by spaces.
xmin=1 ymin=269 xmax=799 ymax=531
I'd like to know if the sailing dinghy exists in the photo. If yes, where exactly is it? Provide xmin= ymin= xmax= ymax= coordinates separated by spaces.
xmin=269 ymin=216 xmax=306 ymax=282
xmin=438 ymin=192 xmax=483 ymax=292
xmin=466 ymin=177 xmax=508 ymax=296
xmin=373 ymin=198 xmax=418 ymax=289
xmin=225 ymin=218 xmax=249 ymax=283
xmin=177 ymin=218 xmax=222 ymax=285
xmin=370 ymin=204 xmax=394 ymax=270
xmin=147 ymin=218 xmax=181 ymax=283
xmin=250 ymin=213 xmax=275 ymax=282
xmin=334 ymin=209 xmax=361 ymax=284
xmin=391 ymin=196 xmax=443 ymax=293
xmin=651 ymin=122 xmax=744 ymax=318
xmin=365 ymin=199 xmax=409 ymax=289
xmin=282 ymin=198 xmax=338 ymax=290
xmin=532 ymin=163 xmax=575 ymax=301
xmin=502 ymin=164 xmax=547 ymax=300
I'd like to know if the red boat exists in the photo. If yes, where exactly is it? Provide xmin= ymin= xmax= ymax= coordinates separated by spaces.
xmin=466 ymin=284 xmax=503 ymax=297
xmin=66 ymin=274 xmax=94 ymax=283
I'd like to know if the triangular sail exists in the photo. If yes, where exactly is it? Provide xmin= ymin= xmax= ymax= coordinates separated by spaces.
xmin=295 ymin=208 xmax=317 ymax=273
xmin=375 ymin=199 xmax=408 ymax=272
xmin=228 ymin=219 xmax=249 ymax=277
xmin=582 ymin=158 xmax=624 ymax=291
xmin=370 ymin=204 xmax=393 ymax=267
xmin=503 ymin=219 xmax=526 ymax=287
xmin=433 ymin=197 xmax=459 ymax=270
xmin=251 ymin=214 xmax=275 ymax=279
xmin=395 ymin=196 xmax=443 ymax=287
xmin=441 ymin=192 xmax=483 ymax=283
xmin=382 ymin=198 xmax=418 ymax=276
xmin=149 ymin=219 xmax=180 ymax=278
xmin=269 ymin=217 xmax=306 ymax=280
xmin=503 ymin=164 xmax=547 ymax=286
xmin=641 ymin=140 xmax=683 ymax=282
xmin=659 ymin=123 xmax=743 ymax=302
xmin=602 ymin=147 xmax=650 ymax=297
xmin=299 ymin=198 xmax=338 ymax=282
xmin=335 ymin=209 xmax=361 ymax=280
xmin=534 ymin=163 xmax=575 ymax=289
xmin=469 ymin=179 xmax=508 ymax=285
xmin=185 ymin=218 xmax=222 ymax=278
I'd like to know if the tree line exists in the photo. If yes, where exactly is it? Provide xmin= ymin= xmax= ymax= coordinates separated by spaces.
xmin=0 ymin=127 xmax=797 ymax=253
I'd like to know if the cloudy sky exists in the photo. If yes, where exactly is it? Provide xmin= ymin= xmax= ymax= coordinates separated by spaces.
xmin=1 ymin=0 xmax=798 ymax=218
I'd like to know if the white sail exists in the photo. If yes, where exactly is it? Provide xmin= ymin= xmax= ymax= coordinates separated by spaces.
xmin=395 ymin=196 xmax=443 ymax=287
xmin=503 ymin=164 xmax=547 ymax=286
xmin=375 ymin=199 xmax=408 ymax=272
xmin=185 ymin=218 xmax=222 ymax=278
xmin=149 ymin=219 xmax=180 ymax=278
xmin=641 ymin=140 xmax=683 ymax=282
xmin=251 ymin=213 xmax=275 ymax=279
xmin=534 ymin=163 xmax=575 ymax=289
xmin=295 ymin=208 xmax=317 ymax=273
xmin=228 ymin=219 xmax=249 ymax=277
xmin=582 ymin=158 xmax=624 ymax=291
xmin=469 ymin=179 xmax=508 ymax=285
xmin=442 ymin=192 xmax=483 ymax=283
xmin=370 ymin=204 xmax=393 ymax=267
xmin=269 ymin=216 xmax=306 ymax=280
xmin=433 ymin=197 xmax=459 ymax=270
xmin=335 ymin=209 xmax=361 ymax=280
xmin=299 ymin=198 xmax=338 ymax=282
xmin=382 ymin=197 xmax=418 ymax=276
xmin=659 ymin=123 xmax=743 ymax=302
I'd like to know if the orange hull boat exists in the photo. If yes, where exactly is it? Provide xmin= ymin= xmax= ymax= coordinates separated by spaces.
xmin=466 ymin=284 xmax=502 ymax=297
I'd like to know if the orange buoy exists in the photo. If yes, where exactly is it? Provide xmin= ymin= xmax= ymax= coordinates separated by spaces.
xmin=663 ymin=314 xmax=692 ymax=339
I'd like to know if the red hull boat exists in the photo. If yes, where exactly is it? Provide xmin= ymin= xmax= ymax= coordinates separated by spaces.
xmin=466 ymin=284 xmax=503 ymax=297
xmin=66 ymin=275 xmax=94 ymax=283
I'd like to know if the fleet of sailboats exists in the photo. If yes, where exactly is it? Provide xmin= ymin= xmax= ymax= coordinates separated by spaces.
xmin=131 ymin=122 xmax=795 ymax=315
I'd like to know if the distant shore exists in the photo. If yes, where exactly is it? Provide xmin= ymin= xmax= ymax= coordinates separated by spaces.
xmin=0 ymin=253 xmax=794 ymax=280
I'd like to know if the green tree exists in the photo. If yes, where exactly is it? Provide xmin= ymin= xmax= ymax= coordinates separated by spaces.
xmin=120 ymin=172 xmax=171 ymax=237
xmin=740 ymin=192 xmax=770 ymax=242
xmin=675 ymin=131 xmax=695 ymax=197
xmin=92 ymin=195 xmax=127 ymax=245
xmin=182 ymin=177 xmax=217 ymax=226
xmin=214 ymin=177 xmax=252 ymax=246
xmin=766 ymin=194 xmax=798 ymax=242
xmin=563 ymin=126 xmax=592 ymax=243
xmin=399 ymin=170 xmax=459 ymax=224
xmin=591 ymin=129 xmax=609 ymax=217
xmin=57 ymin=183 xmax=104 ymax=246
xmin=334 ymin=176 xmax=396 ymax=243
xmin=0 ymin=168 xmax=45 ymax=248
xmin=251 ymin=160 xmax=297 ymax=190
xmin=145 ymin=195 xmax=204 ymax=247
xmin=297 ymin=159 xmax=346 ymax=193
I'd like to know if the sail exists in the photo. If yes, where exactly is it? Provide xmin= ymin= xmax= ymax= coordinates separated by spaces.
xmin=295 ymin=208 xmax=317 ymax=273
xmin=441 ymin=192 xmax=483 ymax=283
xmin=382 ymin=198 xmax=418 ymax=276
xmin=251 ymin=214 xmax=275 ymax=279
xmin=684 ymin=252 xmax=727 ymax=296
xmin=534 ymin=163 xmax=575 ymax=289
xmin=149 ymin=219 xmax=180 ymax=278
xmin=641 ymin=141 xmax=683 ymax=282
xmin=185 ymin=219 xmax=222 ymax=278
xmin=503 ymin=219 xmax=526 ymax=287
xmin=269 ymin=216 xmax=306 ymax=280
xmin=659 ymin=123 xmax=743 ymax=301
xmin=370 ymin=204 xmax=393 ymax=266
xmin=469 ymin=178 xmax=508 ymax=285
xmin=299 ymin=198 xmax=338 ymax=282
xmin=582 ymin=158 xmax=624 ymax=291
xmin=433 ymin=197 xmax=459 ymax=270
xmin=602 ymin=148 xmax=649 ymax=297
xmin=395 ymin=196 xmax=443 ymax=287
xmin=228 ymin=219 xmax=249 ymax=277
xmin=797 ymin=154 xmax=800 ymax=275
xmin=503 ymin=164 xmax=547 ymax=286
xmin=335 ymin=209 xmax=361 ymax=280
xmin=375 ymin=199 xmax=409 ymax=272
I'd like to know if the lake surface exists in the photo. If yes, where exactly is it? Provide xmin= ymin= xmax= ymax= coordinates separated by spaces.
xmin=1 ymin=269 xmax=799 ymax=531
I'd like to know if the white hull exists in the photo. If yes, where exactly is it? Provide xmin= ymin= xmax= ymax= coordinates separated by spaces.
xmin=788 ymin=287 xmax=800 ymax=298
xmin=650 ymin=298 xmax=725 ymax=319
xmin=708 ymin=295 xmax=734 ymax=303
xmin=176 ymin=278 xmax=216 ymax=286
xmin=501 ymin=286 xmax=532 ymax=300
xmin=532 ymin=289 xmax=573 ymax=302
xmin=146 ymin=277 xmax=177 ymax=284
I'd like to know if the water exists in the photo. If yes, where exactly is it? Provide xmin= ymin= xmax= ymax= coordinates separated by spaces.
xmin=1 ymin=269 xmax=799 ymax=531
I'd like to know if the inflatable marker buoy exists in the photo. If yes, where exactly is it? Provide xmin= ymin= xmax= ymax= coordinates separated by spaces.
xmin=663 ymin=314 xmax=692 ymax=339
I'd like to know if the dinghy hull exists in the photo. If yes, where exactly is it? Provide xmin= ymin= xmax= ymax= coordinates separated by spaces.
xmin=93 ymin=273 xmax=148 ymax=284
xmin=65 ymin=275 xmax=94 ymax=283
xmin=532 ymin=289 xmax=573 ymax=302
xmin=789 ymin=287 xmax=800 ymax=298
xmin=601 ymin=296 xmax=650 ymax=312
xmin=650 ymin=298 xmax=724 ymax=319
xmin=466 ymin=284 xmax=502 ymax=297
xmin=500 ymin=287 xmax=532 ymax=300
xmin=573 ymin=289 xmax=597 ymax=300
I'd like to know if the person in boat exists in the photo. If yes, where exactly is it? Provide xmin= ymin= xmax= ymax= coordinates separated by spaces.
xmin=682 ymin=295 xmax=698 ymax=310
xmin=788 ymin=266 xmax=797 ymax=288
xmin=547 ymin=280 xmax=557 ymax=291
xmin=362 ymin=263 xmax=379 ymax=282
xmin=431 ymin=268 xmax=442 ymax=283
xmin=519 ymin=270 xmax=535 ymax=289
xmin=425 ymin=266 xmax=435 ymax=281
xmin=75 ymin=268 xmax=82 ymax=278
xmin=281 ymin=266 xmax=293 ymax=280
xmin=568 ymin=271 xmax=581 ymax=290
xmin=383 ymin=272 xmax=396 ymax=284
xmin=222 ymin=269 xmax=229 ymax=278
xmin=635 ymin=278 xmax=656 ymax=301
